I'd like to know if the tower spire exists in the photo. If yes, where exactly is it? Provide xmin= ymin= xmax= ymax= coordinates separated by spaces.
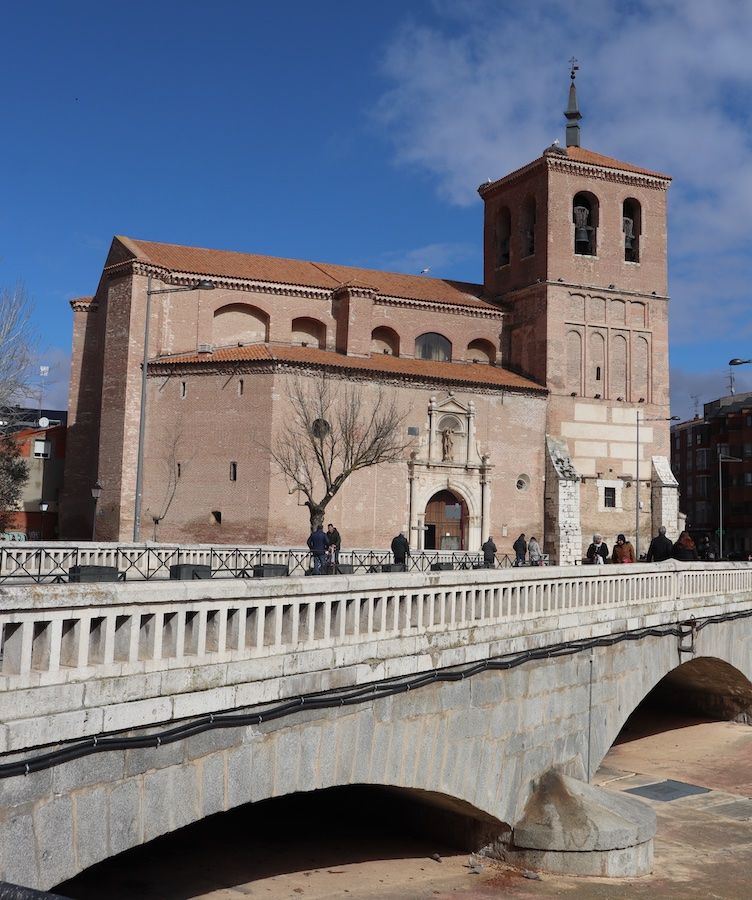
xmin=565 ymin=57 xmax=582 ymax=148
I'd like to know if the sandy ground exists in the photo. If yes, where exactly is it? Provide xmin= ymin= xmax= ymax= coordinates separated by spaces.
xmin=59 ymin=711 xmax=752 ymax=899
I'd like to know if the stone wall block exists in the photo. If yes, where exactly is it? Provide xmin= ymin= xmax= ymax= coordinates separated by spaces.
xmin=142 ymin=767 xmax=172 ymax=844
xmin=53 ymin=748 xmax=125 ymax=795
xmin=226 ymin=743 xmax=254 ymax=809
xmin=169 ymin=763 xmax=200 ymax=832
xmin=0 ymin=812 xmax=37 ymax=887
xmin=125 ymin=740 xmax=184 ymax=778
xmin=107 ymin=777 xmax=142 ymax=857
xmin=334 ymin=715 xmax=359 ymax=785
xmin=73 ymin=785 xmax=109 ymax=873
xmin=273 ymin=727 xmax=302 ymax=795
xmin=196 ymin=753 xmax=224 ymax=821
xmin=297 ymin=724 xmax=322 ymax=791
xmin=33 ymin=795 xmax=76 ymax=888
xmin=248 ymin=733 xmax=276 ymax=803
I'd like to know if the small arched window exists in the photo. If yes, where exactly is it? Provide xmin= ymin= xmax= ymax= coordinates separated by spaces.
xmin=573 ymin=191 xmax=599 ymax=256
xmin=521 ymin=196 xmax=536 ymax=258
xmin=466 ymin=339 xmax=495 ymax=364
xmin=495 ymin=207 xmax=511 ymax=267
xmin=415 ymin=332 xmax=451 ymax=362
xmin=370 ymin=326 xmax=400 ymax=357
xmin=623 ymin=198 xmax=641 ymax=262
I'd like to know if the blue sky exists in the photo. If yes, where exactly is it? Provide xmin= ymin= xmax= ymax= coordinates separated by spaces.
xmin=2 ymin=0 xmax=751 ymax=417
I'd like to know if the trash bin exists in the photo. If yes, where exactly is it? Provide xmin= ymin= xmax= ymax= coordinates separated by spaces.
xmin=253 ymin=564 xmax=289 ymax=578
xmin=169 ymin=564 xmax=212 ymax=580
xmin=68 ymin=565 xmax=121 ymax=583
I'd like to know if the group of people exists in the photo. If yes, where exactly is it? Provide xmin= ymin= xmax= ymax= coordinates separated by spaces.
xmin=306 ymin=523 xmax=342 ymax=574
xmin=586 ymin=527 xmax=705 ymax=564
xmin=509 ymin=533 xmax=543 ymax=567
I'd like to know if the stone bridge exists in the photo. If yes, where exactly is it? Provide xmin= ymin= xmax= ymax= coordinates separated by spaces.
xmin=1 ymin=562 xmax=752 ymax=890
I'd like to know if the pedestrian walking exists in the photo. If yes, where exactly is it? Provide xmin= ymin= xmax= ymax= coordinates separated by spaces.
xmin=307 ymin=524 xmax=329 ymax=575
xmin=612 ymin=533 xmax=636 ymax=564
xmin=513 ymin=533 xmax=527 ymax=566
xmin=586 ymin=534 xmax=609 ymax=564
xmin=672 ymin=531 xmax=698 ymax=562
xmin=528 ymin=536 xmax=542 ymax=566
xmin=481 ymin=536 xmax=497 ymax=568
xmin=391 ymin=531 xmax=410 ymax=567
xmin=326 ymin=523 xmax=341 ymax=573
xmin=646 ymin=525 xmax=673 ymax=562
xmin=698 ymin=535 xmax=717 ymax=562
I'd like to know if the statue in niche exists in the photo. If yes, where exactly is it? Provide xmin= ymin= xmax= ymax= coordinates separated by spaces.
xmin=441 ymin=427 xmax=454 ymax=461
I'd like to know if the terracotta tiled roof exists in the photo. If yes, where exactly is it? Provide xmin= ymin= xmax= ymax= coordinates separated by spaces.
xmin=153 ymin=344 xmax=546 ymax=393
xmin=563 ymin=146 xmax=671 ymax=180
xmin=114 ymin=237 xmax=495 ymax=311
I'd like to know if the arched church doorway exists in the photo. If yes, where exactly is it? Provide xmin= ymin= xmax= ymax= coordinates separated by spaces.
xmin=424 ymin=490 xmax=468 ymax=550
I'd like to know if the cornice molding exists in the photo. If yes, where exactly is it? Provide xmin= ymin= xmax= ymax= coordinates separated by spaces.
xmin=545 ymin=156 xmax=671 ymax=190
xmin=148 ymin=357 xmax=547 ymax=397
xmin=70 ymin=298 xmax=98 ymax=312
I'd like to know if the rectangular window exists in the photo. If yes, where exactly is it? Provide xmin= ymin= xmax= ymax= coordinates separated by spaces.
xmin=176 ymin=462 xmax=181 ymax=478
xmin=695 ymin=431 xmax=702 ymax=445
xmin=718 ymin=443 xmax=729 ymax=457
xmin=33 ymin=439 xmax=51 ymax=459
xmin=695 ymin=448 xmax=708 ymax=469
xmin=604 ymin=487 xmax=616 ymax=508
xmin=744 ymin=443 xmax=752 ymax=458
xmin=230 ymin=461 xmax=237 ymax=482
xmin=745 ymin=473 xmax=752 ymax=487
xmin=238 ymin=378 xmax=244 ymax=397
xmin=686 ymin=482 xmax=693 ymax=498
xmin=180 ymin=381 xmax=187 ymax=399
xmin=697 ymin=476 xmax=710 ymax=498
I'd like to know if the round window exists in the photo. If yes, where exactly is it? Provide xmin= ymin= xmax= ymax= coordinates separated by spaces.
xmin=516 ymin=474 xmax=531 ymax=492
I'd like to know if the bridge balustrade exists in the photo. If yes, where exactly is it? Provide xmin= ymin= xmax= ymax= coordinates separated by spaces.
xmin=1 ymin=564 xmax=746 ymax=690
xmin=0 ymin=543 xmax=509 ymax=583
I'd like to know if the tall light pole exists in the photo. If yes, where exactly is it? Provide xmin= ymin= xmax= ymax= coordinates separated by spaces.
xmin=635 ymin=411 xmax=679 ymax=560
xmin=133 ymin=277 xmax=216 ymax=541
xmin=718 ymin=451 xmax=742 ymax=559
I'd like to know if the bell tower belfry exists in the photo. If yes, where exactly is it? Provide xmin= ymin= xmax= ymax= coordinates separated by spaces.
xmin=479 ymin=64 xmax=676 ymax=559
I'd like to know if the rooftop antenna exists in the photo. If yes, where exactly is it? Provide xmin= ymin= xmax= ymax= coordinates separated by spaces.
xmin=565 ymin=57 xmax=582 ymax=148
xmin=38 ymin=365 xmax=50 ymax=414
xmin=691 ymin=394 xmax=699 ymax=418
xmin=727 ymin=368 xmax=736 ymax=396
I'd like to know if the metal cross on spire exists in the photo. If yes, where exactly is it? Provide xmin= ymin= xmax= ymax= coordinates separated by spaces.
xmin=565 ymin=58 xmax=582 ymax=147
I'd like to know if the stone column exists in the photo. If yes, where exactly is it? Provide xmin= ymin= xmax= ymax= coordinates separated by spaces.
xmin=651 ymin=456 xmax=680 ymax=540
xmin=545 ymin=435 xmax=582 ymax=566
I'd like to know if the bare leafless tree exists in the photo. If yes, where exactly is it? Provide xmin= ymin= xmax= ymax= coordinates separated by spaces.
xmin=269 ymin=374 xmax=413 ymax=530
xmin=0 ymin=284 xmax=35 ymax=411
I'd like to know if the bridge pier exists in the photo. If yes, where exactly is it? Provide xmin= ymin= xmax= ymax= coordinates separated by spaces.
xmin=498 ymin=770 xmax=656 ymax=877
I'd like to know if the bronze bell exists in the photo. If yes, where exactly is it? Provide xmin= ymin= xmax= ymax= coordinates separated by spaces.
xmin=573 ymin=205 xmax=590 ymax=246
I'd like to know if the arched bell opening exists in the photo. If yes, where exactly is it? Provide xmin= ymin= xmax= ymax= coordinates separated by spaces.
xmin=424 ymin=489 xmax=468 ymax=550
xmin=623 ymin=197 xmax=641 ymax=262
xmin=572 ymin=191 xmax=598 ymax=256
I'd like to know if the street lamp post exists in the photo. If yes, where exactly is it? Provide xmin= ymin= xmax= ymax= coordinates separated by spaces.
xmin=133 ymin=277 xmax=216 ymax=541
xmin=39 ymin=500 xmax=49 ymax=542
xmin=635 ymin=412 xmax=679 ymax=560
xmin=718 ymin=451 xmax=742 ymax=560
xmin=91 ymin=481 xmax=102 ymax=541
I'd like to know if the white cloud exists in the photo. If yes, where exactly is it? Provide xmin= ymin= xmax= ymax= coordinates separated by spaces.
xmin=375 ymin=0 xmax=752 ymax=352
xmin=372 ymin=241 xmax=476 ymax=277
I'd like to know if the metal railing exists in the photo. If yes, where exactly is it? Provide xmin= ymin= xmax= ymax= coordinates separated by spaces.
xmin=0 ymin=543 xmax=526 ymax=584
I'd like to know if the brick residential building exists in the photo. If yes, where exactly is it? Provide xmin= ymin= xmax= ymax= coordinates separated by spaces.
xmin=60 ymin=76 xmax=679 ymax=562
xmin=672 ymin=392 xmax=752 ymax=557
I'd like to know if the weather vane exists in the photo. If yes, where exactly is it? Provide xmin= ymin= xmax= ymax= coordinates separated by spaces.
xmin=569 ymin=57 xmax=579 ymax=80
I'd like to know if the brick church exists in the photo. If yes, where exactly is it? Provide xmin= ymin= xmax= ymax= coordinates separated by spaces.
xmin=60 ymin=74 xmax=679 ymax=563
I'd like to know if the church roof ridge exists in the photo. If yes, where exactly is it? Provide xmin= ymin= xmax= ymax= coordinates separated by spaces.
xmin=151 ymin=343 xmax=547 ymax=394
xmin=112 ymin=236 xmax=492 ymax=310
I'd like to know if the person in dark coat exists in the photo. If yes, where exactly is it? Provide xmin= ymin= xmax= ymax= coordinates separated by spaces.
xmin=307 ymin=524 xmax=329 ymax=575
xmin=698 ymin=535 xmax=717 ymax=561
xmin=646 ymin=526 xmax=673 ymax=562
xmin=326 ymin=523 xmax=342 ymax=572
xmin=391 ymin=532 xmax=410 ymax=566
xmin=672 ymin=531 xmax=698 ymax=562
xmin=481 ymin=536 xmax=497 ymax=568
xmin=512 ymin=533 xmax=527 ymax=566
xmin=586 ymin=534 xmax=609 ymax=565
